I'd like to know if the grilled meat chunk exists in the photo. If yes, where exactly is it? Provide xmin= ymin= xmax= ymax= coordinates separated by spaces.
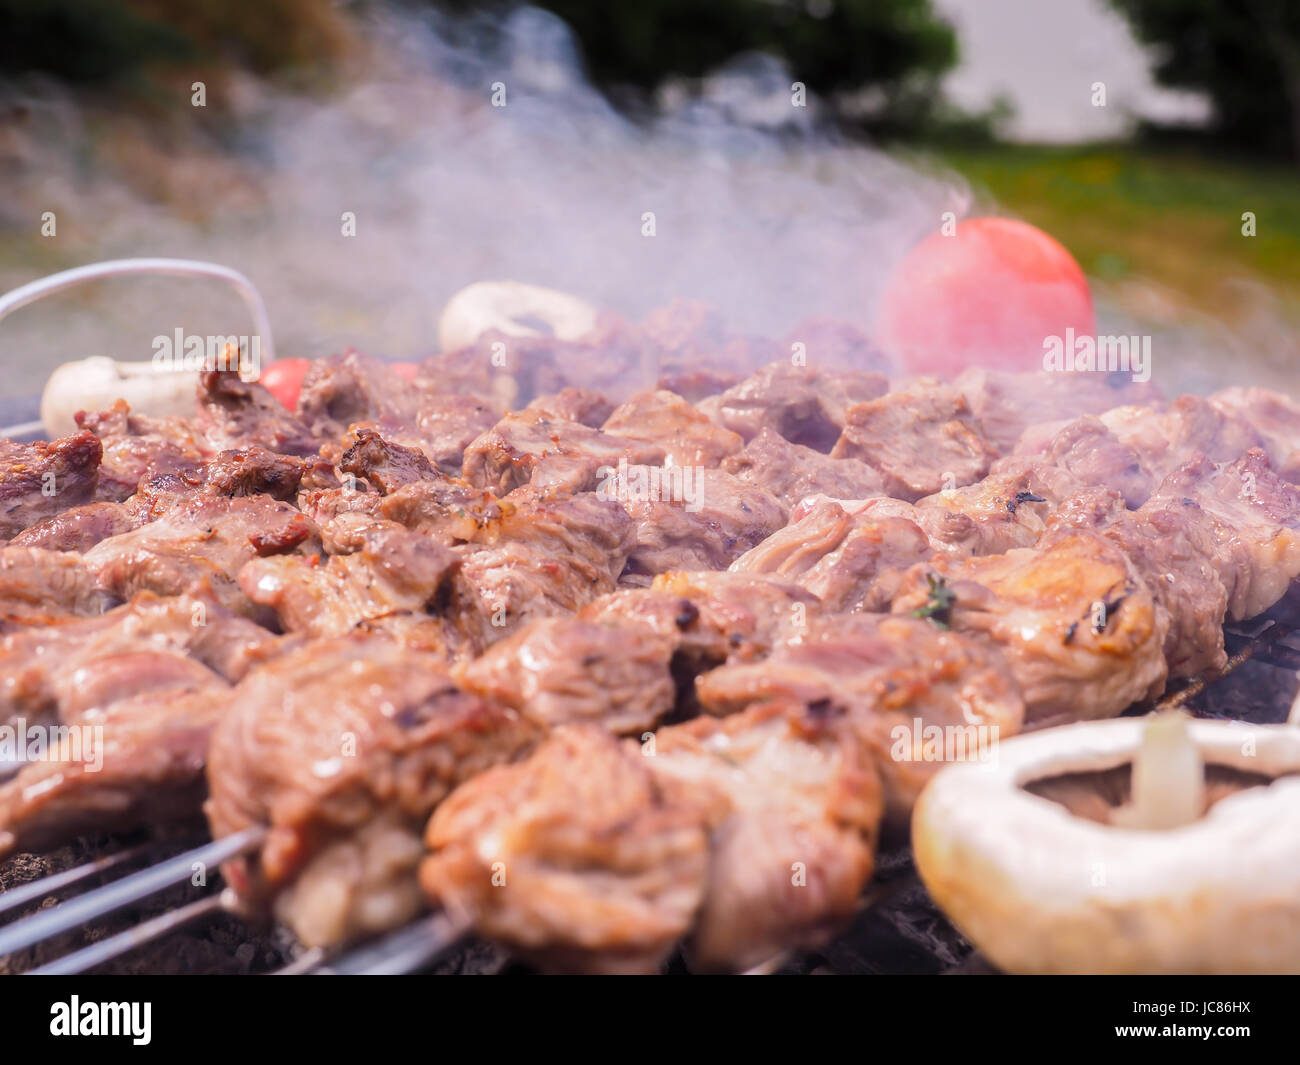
xmin=697 ymin=361 xmax=888 ymax=452
xmin=1004 ymin=414 xmax=1154 ymax=507
xmin=891 ymin=528 xmax=1168 ymax=724
xmin=421 ymin=725 xmax=711 ymax=974
xmin=455 ymin=616 xmax=676 ymax=735
xmin=607 ymin=466 xmax=785 ymax=576
xmin=7 ymin=502 xmax=137 ymax=553
xmin=338 ymin=428 xmax=439 ymax=494
xmin=721 ymin=427 xmax=886 ymax=511
xmin=913 ymin=466 xmax=1061 ymax=555
xmin=0 ymin=431 xmax=102 ymax=539
xmin=831 ymin=382 xmax=999 ymax=502
xmin=207 ymin=636 xmax=538 ymax=947
xmin=1211 ymin=386 xmax=1300 ymax=481
xmin=295 ymin=351 xmax=422 ymax=442
xmin=0 ymin=547 xmax=113 ymax=624
xmin=76 ymin=400 xmax=205 ymax=500
xmin=525 ymin=388 xmax=614 ymax=428
xmin=1099 ymin=395 xmax=1267 ymax=485
xmin=732 ymin=499 xmax=933 ymax=612
xmin=197 ymin=370 xmax=318 ymax=457
xmin=602 ymin=390 xmax=743 ymax=467
xmin=462 ymin=408 xmax=665 ymax=495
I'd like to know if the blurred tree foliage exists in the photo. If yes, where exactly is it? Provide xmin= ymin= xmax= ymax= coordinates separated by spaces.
xmin=1110 ymin=0 xmax=1300 ymax=162
xmin=440 ymin=0 xmax=960 ymax=130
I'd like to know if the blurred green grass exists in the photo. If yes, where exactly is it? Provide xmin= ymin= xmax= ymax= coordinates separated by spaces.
xmin=937 ymin=143 xmax=1300 ymax=322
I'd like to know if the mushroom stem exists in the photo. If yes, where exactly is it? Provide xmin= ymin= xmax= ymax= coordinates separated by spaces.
xmin=1111 ymin=713 xmax=1205 ymax=830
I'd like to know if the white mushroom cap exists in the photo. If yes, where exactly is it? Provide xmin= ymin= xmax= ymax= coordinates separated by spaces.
xmin=437 ymin=281 xmax=599 ymax=353
xmin=41 ymin=356 xmax=199 ymax=438
xmin=913 ymin=716 xmax=1300 ymax=974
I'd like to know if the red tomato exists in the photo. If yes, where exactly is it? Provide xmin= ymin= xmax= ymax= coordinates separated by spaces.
xmin=259 ymin=358 xmax=312 ymax=411
xmin=875 ymin=217 xmax=1094 ymax=377
xmin=390 ymin=362 xmax=419 ymax=381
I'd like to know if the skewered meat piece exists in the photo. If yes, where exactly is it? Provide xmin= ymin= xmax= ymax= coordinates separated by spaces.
xmin=721 ymin=427 xmax=886 ymax=512
xmin=0 ymin=588 xmax=284 ymax=729
xmin=0 ymin=431 xmax=103 ymax=539
xmin=75 ymin=399 xmax=205 ymax=500
xmin=196 ymin=370 xmax=318 ymax=457
xmin=206 ymin=635 xmax=539 ymax=948
xmin=954 ymin=367 xmax=1159 ymax=453
xmin=462 ymin=408 xmax=665 ymax=495
xmin=601 ymin=390 xmax=743 ymax=467
xmin=830 ymin=381 xmax=1000 ymax=502
xmin=525 ymin=387 xmax=615 ymax=428
xmin=731 ymin=499 xmax=933 ymax=612
xmin=1145 ymin=449 xmax=1300 ymax=621
xmin=1098 ymin=395 xmax=1266 ymax=486
xmin=421 ymin=725 xmax=711 ymax=974
xmin=1002 ymin=414 xmax=1154 ymax=507
xmin=337 ymin=427 xmax=440 ymax=494
xmin=454 ymin=616 xmax=676 ymax=735
xmin=655 ymin=367 xmax=740 ymax=404
xmin=81 ymin=493 xmax=318 ymax=620
xmin=697 ymin=361 xmax=889 ymax=451
xmin=295 ymin=351 xmax=423 ymax=442
xmin=1047 ymin=486 xmax=1229 ymax=678
xmin=891 ymin=527 xmax=1168 ymax=724
xmin=8 ymin=501 xmax=138 ymax=553
xmin=694 ymin=613 xmax=1024 ymax=825
xmin=239 ymin=514 xmax=463 ymax=655
xmin=0 ymin=546 xmax=114 ymax=625
xmin=1210 ymin=386 xmax=1300 ymax=482
xmin=911 ymin=465 xmax=1062 ymax=555
xmin=606 ymin=466 xmax=785 ymax=576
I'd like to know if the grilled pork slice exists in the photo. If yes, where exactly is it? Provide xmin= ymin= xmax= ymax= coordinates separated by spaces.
xmin=0 ymin=431 xmax=103 ymax=539
xmin=891 ymin=528 xmax=1168 ymax=724
xmin=1098 ymin=395 xmax=1267 ymax=486
xmin=76 ymin=399 xmax=206 ymax=501
xmin=206 ymin=636 xmax=538 ymax=948
xmin=421 ymin=725 xmax=712 ymax=974
xmin=602 ymin=390 xmax=743 ymax=467
xmin=1048 ymin=487 xmax=1229 ymax=678
xmin=462 ymin=408 xmax=665 ymax=495
xmin=912 ymin=465 xmax=1066 ymax=556
xmin=455 ymin=616 xmax=676 ymax=735
xmin=0 ymin=677 xmax=229 ymax=856
xmin=81 ymin=493 xmax=318 ymax=619
xmin=1211 ymin=386 xmax=1300 ymax=481
xmin=1146 ymin=449 xmax=1300 ymax=621
xmin=450 ymin=488 xmax=636 ymax=645
xmin=731 ymin=499 xmax=933 ymax=612
xmin=697 ymin=361 xmax=888 ymax=452
xmin=831 ymin=382 xmax=999 ymax=502
xmin=197 ymin=370 xmax=318 ymax=457
xmin=0 ymin=547 xmax=114 ymax=625
xmin=954 ymin=367 xmax=1159 ymax=453
xmin=721 ymin=427 xmax=886 ymax=512
xmin=694 ymin=613 xmax=1024 ymax=825
xmin=609 ymin=466 xmax=786 ymax=577
xmin=1002 ymin=414 xmax=1154 ymax=508
xmin=0 ymin=588 xmax=284 ymax=729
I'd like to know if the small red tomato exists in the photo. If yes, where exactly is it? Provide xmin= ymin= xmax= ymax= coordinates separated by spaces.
xmin=875 ymin=217 xmax=1095 ymax=377
xmin=259 ymin=358 xmax=312 ymax=411
xmin=390 ymin=362 xmax=419 ymax=381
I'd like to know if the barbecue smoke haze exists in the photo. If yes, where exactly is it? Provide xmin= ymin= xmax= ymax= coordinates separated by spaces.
xmin=0 ymin=5 xmax=970 ymax=396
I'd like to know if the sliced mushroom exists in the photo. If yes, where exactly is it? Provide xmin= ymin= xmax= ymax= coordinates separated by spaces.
xmin=437 ymin=281 xmax=598 ymax=353
xmin=913 ymin=714 xmax=1300 ymax=974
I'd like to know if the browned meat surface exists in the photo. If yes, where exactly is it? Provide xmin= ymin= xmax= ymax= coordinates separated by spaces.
xmin=76 ymin=400 xmax=205 ymax=500
xmin=831 ymin=382 xmax=999 ymax=502
xmin=0 ymin=431 xmax=103 ymax=539
xmin=196 ymin=370 xmax=318 ymax=457
xmin=602 ymin=390 xmax=743 ymax=467
xmin=694 ymin=613 xmax=1023 ymax=826
xmin=462 ymin=408 xmax=665 ymax=495
xmin=721 ymin=427 xmax=885 ymax=511
xmin=401 ymin=395 xmax=502 ymax=476
xmin=295 ymin=351 xmax=422 ymax=442
xmin=1211 ymin=386 xmax=1300 ymax=481
xmin=1146 ymin=449 xmax=1300 ymax=621
xmin=8 ymin=502 xmax=137 ymax=553
xmin=891 ymin=527 xmax=1168 ymax=724
xmin=606 ymin=466 xmax=785 ymax=576
xmin=732 ymin=499 xmax=933 ymax=612
xmin=647 ymin=570 xmax=820 ymax=660
xmin=697 ymin=361 xmax=888 ymax=451
xmin=1099 ymin=395 xmax=1267 ymax=485
xmin=455 ymin=616 xmax=676 ymax=735
xmin=337 ymin=428 xmax=439 ymax=494
xmin=81 ymin=494 xmax=318 ymax=618
xmin=913 ymin=466 xmax=1060 ymax=555
xmin=207 ymin=636 xmax=538 ymax=947
xmin=525 ymin=388 xmax=614 ymax=428
xmin=954 ymin=367 xmax=1160 ymax=453
xmin=1004 ymin=415 xmax=1153 ymax=507
xmin=655 ymin=367 xmax=740 ymax=403
xmin=1048 ymin=486 xmax=1229 ymax=678
xmin=421 ymin=725 xmax=711 ymax=974
xmin=240 ymin=515 xmax=462 ymax=654
xmin=0 ymin=547 xmax=112 ymax=624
